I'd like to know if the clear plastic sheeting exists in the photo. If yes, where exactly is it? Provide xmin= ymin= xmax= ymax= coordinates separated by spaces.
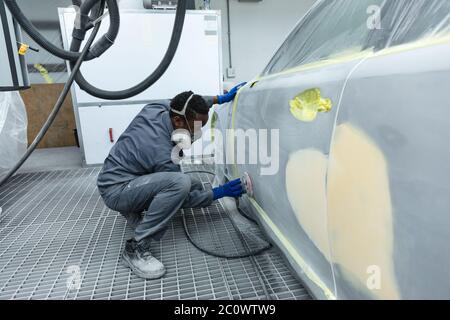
xmin=263 ymin=0 xmax=450 ymax=76
xmin=217 ymin=0 xmax=450 ymax=301
xmin=0 ymin=92 xmax=28 ymax=176
xmin=378 ymin=0 xmax=450 ymax=47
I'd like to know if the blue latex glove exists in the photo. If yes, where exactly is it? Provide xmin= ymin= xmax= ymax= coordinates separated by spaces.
xmin=217 ymin=82 xmax=247 ymax=105
xmin=212 ymin=179 xmax=244 ymax=200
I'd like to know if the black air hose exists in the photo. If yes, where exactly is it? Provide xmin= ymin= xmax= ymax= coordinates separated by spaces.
xmin=181 ymin=170 xmax=273 ymax=300
xmin=0 ymin=0 xmax=189 ymax=183
xmin=70 ymin=0 xmax=187 ymax=100
xmin=74 ymin=0 xmax=120 ymax=59
xmin=4 ymin=0 xmax=119 ymax=61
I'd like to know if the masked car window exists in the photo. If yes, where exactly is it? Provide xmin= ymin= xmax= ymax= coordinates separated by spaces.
xmin=374 ymin=0 xmax=450 ymax=49
xmin=263 ymin=0 xmax=450 ymax=77
xmin=262 ymin=0 xmax=384 ymax=76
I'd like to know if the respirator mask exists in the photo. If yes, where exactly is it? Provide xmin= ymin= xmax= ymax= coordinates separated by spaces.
xmin=171 ymin=93 xmax=203 ymax=148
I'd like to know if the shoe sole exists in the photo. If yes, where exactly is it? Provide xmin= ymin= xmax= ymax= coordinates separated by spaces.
xmin=121 ymin=252 xmax=166 ymax=280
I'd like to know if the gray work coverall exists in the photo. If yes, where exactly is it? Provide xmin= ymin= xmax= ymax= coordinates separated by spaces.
xmin=97 ymin=100 xmax=214 ymax=242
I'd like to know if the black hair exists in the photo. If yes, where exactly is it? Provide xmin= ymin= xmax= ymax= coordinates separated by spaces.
xmin=170 ymin=91 xmax=209 ymax=120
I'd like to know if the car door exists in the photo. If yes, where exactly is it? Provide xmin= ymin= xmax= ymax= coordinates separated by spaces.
xmin=329 ymin=0 xmax=450 ymax=299
xmin=225 ymin=0 xmax=385 ymax=299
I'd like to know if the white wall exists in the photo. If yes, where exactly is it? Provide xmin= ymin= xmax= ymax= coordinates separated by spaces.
xmin=120 ymin=0 xmax=317 ymax=84
xmin=119 ymin=0 xmax=145 ymax=9
xmin=207 ymin=0 xmax=316 ymax=84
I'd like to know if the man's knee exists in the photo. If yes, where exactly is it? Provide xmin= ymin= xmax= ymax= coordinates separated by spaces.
xmin=163 ymin=172 xmax=191 ymax=196
xmin=190 ymin=178 xmax=204 ymax=191
xmin=177 ymin=174 xmax=192 ymax=195
xmin=99 ymin=190 xmax=118 ymax=211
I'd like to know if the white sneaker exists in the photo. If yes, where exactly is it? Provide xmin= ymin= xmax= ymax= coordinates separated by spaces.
xmin=122 ymin=239 xmax=166 ymax=280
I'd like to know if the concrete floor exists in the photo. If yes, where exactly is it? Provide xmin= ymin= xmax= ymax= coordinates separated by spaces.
xmin=17 ymin=147 xmax=85 ymax=173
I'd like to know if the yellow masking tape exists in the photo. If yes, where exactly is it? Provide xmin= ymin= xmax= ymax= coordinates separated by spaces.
xmin=256 ymin=34 xmax=450 ymax=82
xmin=230 ymin=86 xmax=245 ymax=178
xmin=33 ymin=64 xmax=54 ymax=84
xmin=256 ymin=50 xmax=373 ymax=82
xmin=374 ymin=34 xmax=450 ymax=58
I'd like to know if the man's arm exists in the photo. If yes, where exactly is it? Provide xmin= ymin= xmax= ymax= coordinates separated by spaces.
xmin=153 ymin=143 xmax=182 ymax=173
xmin=202 ymin=82 xmax=247 ymax=108
xmin=202 ymin=95 xmax=218 ymax=108
xmin=183 ymin=178 xmax=245 ymax=209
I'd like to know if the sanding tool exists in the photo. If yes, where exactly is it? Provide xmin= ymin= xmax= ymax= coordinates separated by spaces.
xmin=241 ymin=172 xmax=254 ymax=198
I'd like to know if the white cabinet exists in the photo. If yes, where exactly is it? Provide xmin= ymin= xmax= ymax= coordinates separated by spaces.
xmin=78 ymin=105 xmax=145 ymax=165
xmin=59 ymin=9 xmax=223 ymax=165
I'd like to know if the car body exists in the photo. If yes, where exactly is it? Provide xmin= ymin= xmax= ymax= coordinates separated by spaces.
xmin=214 ymin=0 xmax=450 ymax=299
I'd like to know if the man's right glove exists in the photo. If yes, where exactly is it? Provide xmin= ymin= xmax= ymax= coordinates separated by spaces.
xmin=212 ymin=179 xmax=244 ymax=200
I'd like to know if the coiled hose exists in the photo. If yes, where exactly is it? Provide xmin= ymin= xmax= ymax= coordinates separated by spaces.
xmin=182 ymin=170 xmax=272 ymax=300
xmin=0 ymin=0 xmax=188 ymax=185
xmin=7 ymin=0 xmax=188 ymax=100
xmin=4 ymin=0 xmax=119 ymax=61
xmin=70 ymin=0 xmax=188 ymax=100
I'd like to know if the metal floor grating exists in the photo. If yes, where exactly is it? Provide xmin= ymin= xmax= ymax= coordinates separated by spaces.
xmin=0 ymin=167 xmax=311 ymax=300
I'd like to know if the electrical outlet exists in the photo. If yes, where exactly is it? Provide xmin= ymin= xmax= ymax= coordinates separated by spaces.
xmin=226 ymin=67 xmax=236 ymax=79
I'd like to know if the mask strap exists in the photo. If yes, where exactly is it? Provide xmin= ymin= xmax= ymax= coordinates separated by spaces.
xmin=171 ymin=93 xmax=195 ymax=116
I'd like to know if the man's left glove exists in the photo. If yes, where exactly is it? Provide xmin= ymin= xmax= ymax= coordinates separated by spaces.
xmin=217 ymin=82 xmax=247 ymax=105
xmin=212 ymin=179 xmax=244 ymax=200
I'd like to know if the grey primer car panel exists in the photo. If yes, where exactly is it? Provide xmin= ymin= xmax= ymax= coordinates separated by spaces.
xmin=215 ymin=0 xmax=450 ymax=299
